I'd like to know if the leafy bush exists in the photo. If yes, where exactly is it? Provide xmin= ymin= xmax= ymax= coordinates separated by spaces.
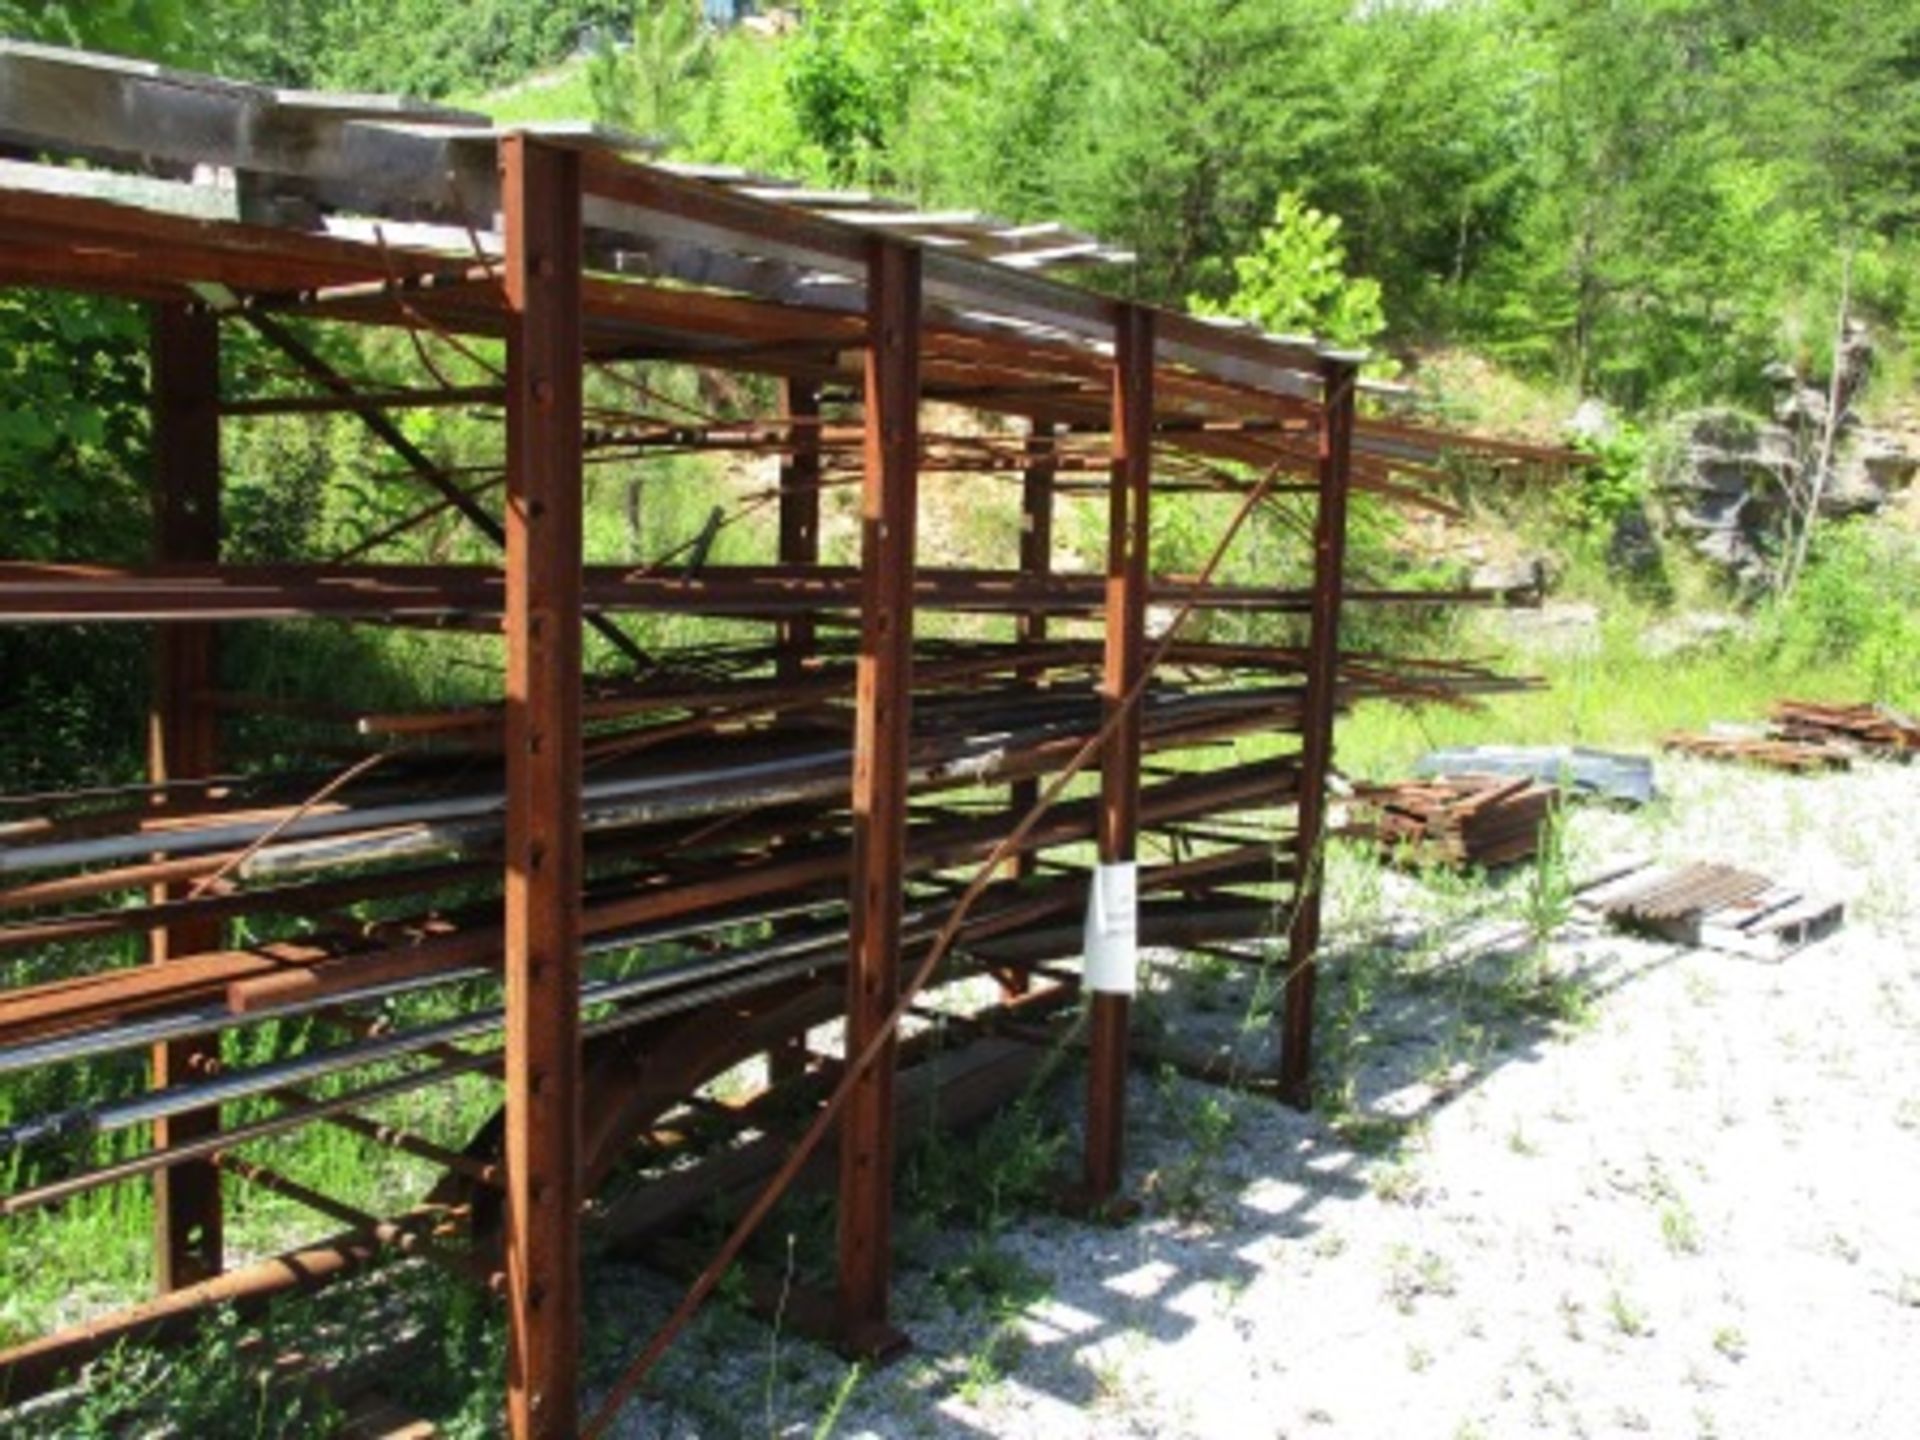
xmin=1760 ymin=522 xmax=1920 ymax=706
xmin=1191 ymin=192 xmax=1387 ymax=352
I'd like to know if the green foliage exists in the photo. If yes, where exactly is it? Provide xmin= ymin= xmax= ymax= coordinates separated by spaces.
xmin=1563 ymin=421 xmax=1650 ymax=530
xmin=1759 ymin=522 xmax=1920 ymax=705
xmin=1192 ymin=192 xmax=1387 ymax=351
xmin=0 ymin=0 xmax=206 ymax=62
xmin=58 ymin=1305 xmax=342 ymax=1437
xmin=587 ymin=1 xmax=715 ymax=143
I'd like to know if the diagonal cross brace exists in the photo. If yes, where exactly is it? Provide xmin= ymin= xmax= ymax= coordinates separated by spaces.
xmin=241 ymin=311 xmax=653 ymax=669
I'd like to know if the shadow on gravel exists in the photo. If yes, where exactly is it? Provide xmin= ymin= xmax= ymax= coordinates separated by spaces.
xmin=722 ymin=886 xmax=1697 ymax=1436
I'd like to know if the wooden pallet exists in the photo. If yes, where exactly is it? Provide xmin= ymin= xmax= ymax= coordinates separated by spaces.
xmin=1580 ymin=861 xmax=1844 ymax=960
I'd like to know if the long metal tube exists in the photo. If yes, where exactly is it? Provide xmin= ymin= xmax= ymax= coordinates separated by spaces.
xmin=0 ymin=686 xmax=1300 ymax=877
xmin=0 ymin=895 xmax=847 ymax=1077
xmin=0 ymin=950 xmax=847 ymax=1216
xmin=0 ymin=915 xmax=859 ymax=1145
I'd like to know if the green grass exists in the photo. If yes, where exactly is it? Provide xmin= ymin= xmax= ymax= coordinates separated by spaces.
xmin=1339 ymin=619 xmax=1886 ymax=781
xmin=448 ymin=62 xmax=599 ymax=126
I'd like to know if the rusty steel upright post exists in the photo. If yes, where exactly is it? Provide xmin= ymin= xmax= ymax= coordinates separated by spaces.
xmin=149 ymin=301 xmax=223 ymax=1292
xmin=1279 ymin=356 xmax=1359 ymax=1109
xmin=1009 ymin=421 xmax=1057 ymax=893
xmin=771 ymin=376 xmax=824 ymax=1083
xmin=837 ymin=238 xmax=920 ymax=1355
xmin=500 ymin=135 xmax=585 ymax=1440
xmin=776 ymin=376 xmax=822 ymax=682
xmin=1083 ymin=305 xmax=1153 ymax=1204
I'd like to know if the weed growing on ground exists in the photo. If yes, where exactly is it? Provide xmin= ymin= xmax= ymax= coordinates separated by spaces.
xmin=1520 ymin=801 xmax=1576 ymax=947
xmin=1712 ymin=1325 xmax=1748 ymax=1361
xmin=1369 ymin=1155 xmax=1429 ymax=1206
xmin=932 ymin=1240 xmax=1048 ymax=1318
xmin=956 ymin=1323 xmax=1030 ymax=1407
xmin=812 ymin=1363 xmax=865 ymax=1440
xmin=51 ymin=1303 xmax=344 ymax=1439
xmin=1507 ymin=1118 xmax=1539 ymax=1156
xmin=1607 ymin=1287 xmax=1651 ymax=1337
xmin=1147 ymin=1073 xmax=1242 ymax=1223
xmin=1660 ymin=1199 xmax=1703 ymax=1255
xmin=901 ymin=1094 xmax=1066 ymax=1237
xmin=1383 ymin=1245 xmax=1458 ymax=1313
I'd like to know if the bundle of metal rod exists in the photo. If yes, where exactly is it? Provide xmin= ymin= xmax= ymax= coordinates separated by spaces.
xmin=0 ymin=749 xmax=1303 ymax=1047
xmin=0 ymin=560 xmax=1546 ymax=624
xmin=0 ymin=866 xmax=1282 ymax=1208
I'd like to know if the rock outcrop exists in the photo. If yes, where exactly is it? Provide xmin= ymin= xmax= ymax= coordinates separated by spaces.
xmin=1656 ymin=327 xmax=1915 ymax=583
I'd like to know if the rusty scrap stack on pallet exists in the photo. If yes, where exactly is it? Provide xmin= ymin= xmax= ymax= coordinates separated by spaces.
xmin=1770 ymin=700 xmax=1920 ymax=760
xmin=1661 ymin=698 xmax=1917 ymax=773
xmin=1660 ymin=732 xmax=1851 ymax=773
xmin=1355 ymin=774 xmax=1557 ymax=869
xmin=1581 ymin=860 xmax=1844 ymax=960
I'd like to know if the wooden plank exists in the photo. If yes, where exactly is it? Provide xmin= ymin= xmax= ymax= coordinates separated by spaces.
xmin=500 ymin=136 xmax=584 ymax=1440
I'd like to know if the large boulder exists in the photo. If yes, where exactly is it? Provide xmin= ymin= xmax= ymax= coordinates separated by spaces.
xmin=1657 ymin=408 xmax=1796 ymax=584
xmin=1829 ymin=428 xmax=1919 ymax=515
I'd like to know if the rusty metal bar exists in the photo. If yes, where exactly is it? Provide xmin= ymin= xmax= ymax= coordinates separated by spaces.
xmin=148 ymin=300 xmax=225 ymax=1293
xmin=1084 ymin=305 xmax=1152 ymax=1203
xmin=220 ymin=384 xmax=504 ymax=416
xmin=1279 ymin=357 xmax=1358 ymax=1108
xmin=500 ymin=135 xmax=585 ymax=1440
xmin=836 ymin=237 xmax=919 ymax=1355
xmin=0 ymin=560 xmax=1526 ymax=623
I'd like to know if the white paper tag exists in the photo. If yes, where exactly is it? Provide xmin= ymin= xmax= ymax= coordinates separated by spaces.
xmin=1083 ymin=860 xmax=1139 ymax=994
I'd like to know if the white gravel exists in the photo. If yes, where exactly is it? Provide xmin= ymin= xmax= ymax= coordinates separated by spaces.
xmin=625 ymin=755 xmax=1920 ymax=1440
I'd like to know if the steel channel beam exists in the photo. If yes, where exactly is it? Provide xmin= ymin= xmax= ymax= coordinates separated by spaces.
xmin=836 ymin=237 xmax=919 ymax=1354
xmin=1084 ymin=305 xmax=1152 ymax=1202
xmin=1279 ymin=359 xmax=1359 ymax=1108
xmin=148 ymin=300 xmax=224 ymax=1293
xmin=500 ymin=135 xmax=585 ymax=1440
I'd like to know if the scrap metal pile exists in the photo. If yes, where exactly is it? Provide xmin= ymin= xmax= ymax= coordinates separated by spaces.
xmin=1663 ymin=699 xmax=1916 ymax=773
xmin=0 ymin=42 xmax=1574 ymax=1435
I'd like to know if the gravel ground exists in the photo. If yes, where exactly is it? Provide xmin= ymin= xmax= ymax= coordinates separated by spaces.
xmin=621 ymin=754 xmax=1920 ymax=1439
